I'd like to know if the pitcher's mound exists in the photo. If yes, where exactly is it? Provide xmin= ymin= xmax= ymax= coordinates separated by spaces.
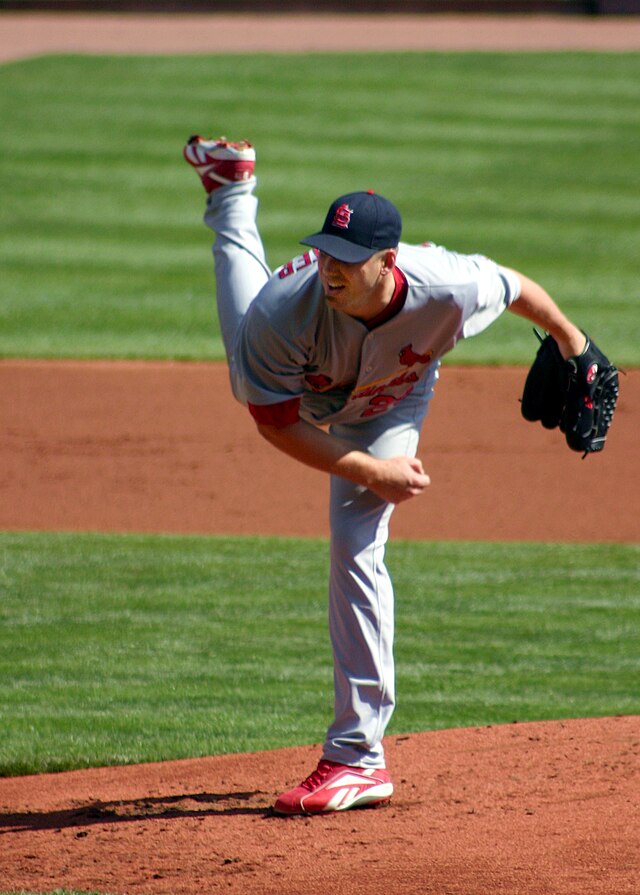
xmin=1 ymin=716 xmax=638 ymax=895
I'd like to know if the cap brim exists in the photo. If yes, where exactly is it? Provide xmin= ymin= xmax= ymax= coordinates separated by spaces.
xmin=300 ymin=233 xmax=377 ymax=264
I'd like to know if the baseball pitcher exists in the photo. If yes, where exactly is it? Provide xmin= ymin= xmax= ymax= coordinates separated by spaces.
xmin=183 ymin=134 xmax=618 ymax=816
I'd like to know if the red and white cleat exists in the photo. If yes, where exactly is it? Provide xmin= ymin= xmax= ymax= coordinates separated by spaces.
xmin=273 ymin=759 xmax=393 ymax=815
xmin=183 ymin=135 xmax=256 ymax=193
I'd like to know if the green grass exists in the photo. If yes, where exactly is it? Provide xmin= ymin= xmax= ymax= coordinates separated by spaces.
xmin=1 ymin=531 xmax=638 ymax=778
xmin=1 ymin=52 xmax=639 ymax=363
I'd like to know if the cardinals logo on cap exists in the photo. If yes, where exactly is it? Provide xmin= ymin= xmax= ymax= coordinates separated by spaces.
xmin=332 ymin=203 xmax=354 ymax=230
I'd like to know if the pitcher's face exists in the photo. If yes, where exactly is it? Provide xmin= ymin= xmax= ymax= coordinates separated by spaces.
xmin=317 ymin=249 xmax=397 ymax=322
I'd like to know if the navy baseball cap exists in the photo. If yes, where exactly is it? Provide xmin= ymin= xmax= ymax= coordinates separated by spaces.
xmin=300 ymin=190 xmax=402 ymax=263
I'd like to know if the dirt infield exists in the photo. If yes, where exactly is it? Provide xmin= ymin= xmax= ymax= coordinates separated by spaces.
xmin=1 ymin=14 xmax=639 ymax=895
xmin=1 ymin=717 xmax=639 ymax=895
xmin=3 ymin=11 xmax=640 ymax=60
xmin=1 ymin=360 xmax=638 ymax=542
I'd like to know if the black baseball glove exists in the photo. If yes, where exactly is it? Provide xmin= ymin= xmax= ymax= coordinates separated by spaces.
xmin=521 ymin=330 xmax=619 ymax=456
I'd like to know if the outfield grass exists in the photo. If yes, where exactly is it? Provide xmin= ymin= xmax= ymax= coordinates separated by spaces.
xmin=1 ymin=531 xmax=637 ymax=777
xmin=1 ymin=52 xmax=638 ymax=363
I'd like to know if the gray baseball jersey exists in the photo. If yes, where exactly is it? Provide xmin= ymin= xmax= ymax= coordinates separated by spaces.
xmin=232 ymin=243 xmax=520 ymax=425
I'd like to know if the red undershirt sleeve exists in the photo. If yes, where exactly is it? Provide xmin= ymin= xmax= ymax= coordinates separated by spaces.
xmin=248 ymin=396 xmax=302 ymax=428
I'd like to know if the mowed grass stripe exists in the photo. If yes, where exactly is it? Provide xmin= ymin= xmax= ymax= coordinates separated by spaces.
xmin=1 ymin=532 xmax=637 ymax=777
xmin=0 ymin=52 xmax=638 ymax=362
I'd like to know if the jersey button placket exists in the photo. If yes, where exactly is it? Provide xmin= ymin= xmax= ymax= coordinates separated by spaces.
xmin=364 ymin=333 xmax=375 ymax=373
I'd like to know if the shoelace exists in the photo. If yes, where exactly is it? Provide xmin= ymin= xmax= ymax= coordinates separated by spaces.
xmin=300 ymin=760 xmax=338 ymax=792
